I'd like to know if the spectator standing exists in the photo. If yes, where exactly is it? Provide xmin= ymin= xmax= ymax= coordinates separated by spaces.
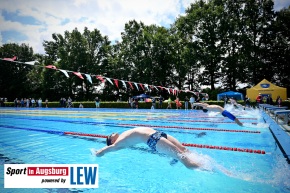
xmin=67 ymin=97 xmax=73 ymax=108
xmin=276 ymin=96 xmax=281 ymax=106
xmin=244 ymin=95 xmax=250 ymax=107
xmin=128 ymin=97 xmax=132 ymax=108
xmin=256 ymin=93 xmax=262 ymax=107
xmin=159 ymin=95 xmax=163 ymax=109
xmin=184 ymin=96 xmax=189 ymax=110
xmin=167 ymin=97 xmax=172 ymax=109
xmin=174 ymin=97 xmax=182 ymax=109
xmin=276 ymin=96 xmax=282 ymax=107
xmin=45 ymin=99 xmax=48 ymax=108
xmin=38 ymin=98 xmax=42 ymax=108
xmin=26 ymin=98 xmax=30 ymax=108
xmin=151 ymin=97 xmax=156 ymax=109
xmin=95 ymin=97 xmax=100 ymax=108
xmin=20 ymin=98 xmax=24 ymax=107
xmin=31 ymin=98 xmax=35 ymax=107
xmin=14 ymin=98 xmax=18 ymax=107
xmin=204 ymin=93 xmax=209 ymax=101
xmin=266 ymin=95 xmax=273 ymax=105
xmin=190 ymin=95 xmax=195 ymax=109
xmin=134 ymin=98 xmax=139 ymax=109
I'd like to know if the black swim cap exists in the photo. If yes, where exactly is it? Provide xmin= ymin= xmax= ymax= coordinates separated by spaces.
xmin=202 ymin=109 xmax=208 ymax=113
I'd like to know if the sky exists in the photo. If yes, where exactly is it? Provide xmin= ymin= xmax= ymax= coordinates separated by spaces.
xmin=0 ymin=0 xmax=289 ymax=55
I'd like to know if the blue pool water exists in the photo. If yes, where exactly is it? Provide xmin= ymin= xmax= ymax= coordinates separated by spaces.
xmin=0 ymin=107 xmax=290 ymax=193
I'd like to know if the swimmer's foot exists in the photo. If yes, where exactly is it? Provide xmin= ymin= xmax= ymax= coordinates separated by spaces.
xmin=170 ymin=159 xmax=178 ymax=166
xmin=90 ymin=148 xmax=97 ymax=156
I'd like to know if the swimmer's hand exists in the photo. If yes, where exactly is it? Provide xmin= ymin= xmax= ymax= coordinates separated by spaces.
xmin=90 ymin=148 xmax=104 ymax=157
xmin=95 ymin=149 xmax=105 ymax=157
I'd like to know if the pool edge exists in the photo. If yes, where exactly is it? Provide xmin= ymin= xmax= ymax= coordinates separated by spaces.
xmin=263 ymin=111 xmax=290 ymax=164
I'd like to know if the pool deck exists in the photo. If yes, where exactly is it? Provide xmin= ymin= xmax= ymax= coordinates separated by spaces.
xmin=263 ymin=111 xmax=290 ymax=163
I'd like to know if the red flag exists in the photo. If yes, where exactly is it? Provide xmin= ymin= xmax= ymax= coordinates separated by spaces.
xmin=114 ymin=79 xmax=119 ymax=88
xmin=96 ymin=75 xmax=105 ymax=83
xmin=73 ymin=72 xmax=84 ymax=79
xmin=128 ymin=82 xmax=134 ymax=89
xmin=139 ymin=83 xmax=144 ymax=90
xmin=3 ymin=56 xmax=17 ymax=61
xmin=45 ymin=65 xmax=57 ymax=70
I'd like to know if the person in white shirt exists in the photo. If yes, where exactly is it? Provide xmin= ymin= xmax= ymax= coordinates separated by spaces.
xmin=189 ymin=95 xmax=195 ymax=109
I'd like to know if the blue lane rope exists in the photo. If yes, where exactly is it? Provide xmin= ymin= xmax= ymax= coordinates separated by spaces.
xmin=0 ymin=116 xmax=260 ymax=133
xmin=0 ymin=125 xmax=65 ymax=135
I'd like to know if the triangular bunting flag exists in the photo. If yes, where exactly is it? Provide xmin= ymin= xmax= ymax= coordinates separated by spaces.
xmin=25 ymin=61 xmax=37 ymax=65
xmin=134 ymin=82 xmax=139 ymax=91
xmin=59 ymin=69 xmax=69 ymax=78
xmin=128 ymin=82 xmax=134 ymax=89
xmin=45 ymin=65 xmax=57 ymax=70
xmin=139 ymin=83 xmax=144 ymax=90
xmin=85 ymin=74 xmax=92 ymax=84
xmin=73 ymin=72 xmax=84 ymax=79
xmin=122 ymin=80 xmax=127 ymax=89
xmin=3 ymin=56 xmax=17 ymax=61
xmin=96 ymin=75 xmax=105 ymax=83
xmin=114 ymin=79 xmax=119 ymax=88
xmin=106 ymin=78 xmax=114 ymax=85
xmin=144 ymin=84 xmax=149 ymax=90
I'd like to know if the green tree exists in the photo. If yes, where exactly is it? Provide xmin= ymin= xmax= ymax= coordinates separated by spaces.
xmin=242 ymin=0 xmax=275 ymax=84
xmin=270 ymin=6 xmax=290 ymax=96
xmin=0 ymin=43 xmax=35 ymax=100
xmin=43 ymin=27 xmax=111 ymax=101
xmin=117 ymin=20 xmax=174 ymax=97
xmin=175 ymin=0 xmax=225 ymax=90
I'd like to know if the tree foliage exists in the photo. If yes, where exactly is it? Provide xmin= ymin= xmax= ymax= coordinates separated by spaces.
xmin=1 ymin=0 xmax=289 ymax=101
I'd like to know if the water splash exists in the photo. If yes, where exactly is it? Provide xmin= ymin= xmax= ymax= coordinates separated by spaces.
xmin=208 ymin=112 xmax=220 ymax=117
xmin=243 ymin=122 xmax=269 ymax=129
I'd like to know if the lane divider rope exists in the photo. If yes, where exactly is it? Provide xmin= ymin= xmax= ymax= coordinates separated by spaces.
xmin=1 ymin=116 xmax=261 ymax=133
xmin=182 ymin=143 xmax=266 ymax=154
xmin=118 ymin=123 xmax=260 ymax=133
xmin=0 ymin=125 xmax=265 ymax=154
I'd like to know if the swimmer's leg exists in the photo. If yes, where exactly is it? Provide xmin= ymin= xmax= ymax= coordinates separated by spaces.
xmin=166 ymin=135 xmax=187 ymax=152
xmin=156 ymin=138 xmax=200 ymax=169
xmin=234 ymin=118 xmax=243 ymax=127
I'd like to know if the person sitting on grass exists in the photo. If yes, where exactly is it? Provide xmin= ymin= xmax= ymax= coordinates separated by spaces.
xmin=193 ymin=103 xmax=243 ymax=126
xmin=91 ymin=127 xmax=201 ymax=169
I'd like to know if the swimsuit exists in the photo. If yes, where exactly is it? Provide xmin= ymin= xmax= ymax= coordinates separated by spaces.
xmin=221 ymin=110 xmax=236 ymax=121
xmin=147 ymin=131 xmax=167 ymax=151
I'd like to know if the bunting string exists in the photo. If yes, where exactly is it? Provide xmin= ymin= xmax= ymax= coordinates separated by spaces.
xmin=0 ymin=56 xmax=202 ymax=96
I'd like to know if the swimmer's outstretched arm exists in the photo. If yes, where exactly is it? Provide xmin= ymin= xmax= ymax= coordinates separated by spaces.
xmin=94 ymin=144 xmax=123 ymax=157
xmin=193 ymin=103 xmax=208 ymax=107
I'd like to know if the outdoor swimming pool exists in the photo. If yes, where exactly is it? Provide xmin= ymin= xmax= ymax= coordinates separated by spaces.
xmin=0 ymin=107 xmax=290 ymax=193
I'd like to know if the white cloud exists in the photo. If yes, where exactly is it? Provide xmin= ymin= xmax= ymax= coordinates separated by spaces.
xmin=0 ymin=0 xmax=289 ymax=54
xmin=0 ymin=0 xmax=189 ymax=54
xmin=274 ymin=0 xmax=290 ymax=10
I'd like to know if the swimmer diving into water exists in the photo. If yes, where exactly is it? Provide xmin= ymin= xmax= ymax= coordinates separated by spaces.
xmin=193 ymin=103 xmax=243 ymax=126
xmin=91 ymin=127 xmax=201 ymax=169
